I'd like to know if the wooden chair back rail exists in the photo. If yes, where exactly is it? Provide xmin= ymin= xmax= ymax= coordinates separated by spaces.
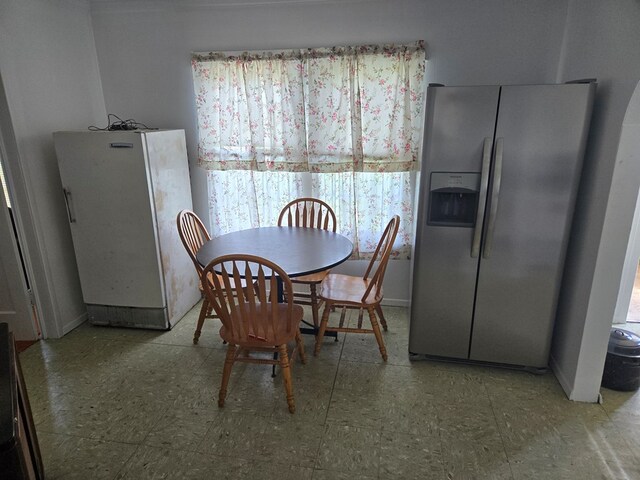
xmin=277 ymin=197 xmax=337 ymax=232
xmin=361 ymin=215 xmax=400 ymax=303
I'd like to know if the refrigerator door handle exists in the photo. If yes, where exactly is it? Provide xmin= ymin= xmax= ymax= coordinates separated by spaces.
xmin=483 ymin=137 xmax=503 ymax=259
xmin=63 ymin=188 xmax=76 ymax=223
xmin=471 ymin=137 xmax=493 ymax=257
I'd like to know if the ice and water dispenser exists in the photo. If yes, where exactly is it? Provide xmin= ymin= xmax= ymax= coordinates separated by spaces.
xmin=427 ymin=172 xmax=481 ymax=227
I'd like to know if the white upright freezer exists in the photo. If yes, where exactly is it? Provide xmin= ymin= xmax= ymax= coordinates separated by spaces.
xmin=53 ymin=130 xmax=200 ymax=329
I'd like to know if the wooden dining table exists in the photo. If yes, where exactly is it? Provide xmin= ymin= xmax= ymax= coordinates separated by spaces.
xmin=196 ymin=225 xmax=353 ymax=336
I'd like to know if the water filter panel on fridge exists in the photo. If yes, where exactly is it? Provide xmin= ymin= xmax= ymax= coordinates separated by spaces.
xmin=427 ymin=173 xmax=480 ymax=227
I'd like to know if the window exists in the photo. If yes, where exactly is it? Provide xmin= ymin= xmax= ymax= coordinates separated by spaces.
xmin=192 ymin=42 xmax=426 ymax=258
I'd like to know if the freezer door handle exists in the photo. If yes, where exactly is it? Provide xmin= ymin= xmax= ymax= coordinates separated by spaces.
xmin=63 ymin=188 xmax=76 ymax=223
xmin=471 ymin=137 xmax=493 ymax=257
xmin=483 ymin=137 xmax=503 ymax=259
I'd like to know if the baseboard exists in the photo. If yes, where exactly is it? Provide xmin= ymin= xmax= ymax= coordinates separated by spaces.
xmin=381 ymin=298 xmax=410 ymax=308
xmin=549 ymin=353 xmax=573 ymax=401
xmin=61 ymin=311 xmax=88 ymax=337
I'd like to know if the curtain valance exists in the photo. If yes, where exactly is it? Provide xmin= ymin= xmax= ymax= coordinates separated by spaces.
xmin=191 ymin=41 xmax=426 ymax=173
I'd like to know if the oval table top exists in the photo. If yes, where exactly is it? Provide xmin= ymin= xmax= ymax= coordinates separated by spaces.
xmin=195 ymin=226 xmax=353 ymax=278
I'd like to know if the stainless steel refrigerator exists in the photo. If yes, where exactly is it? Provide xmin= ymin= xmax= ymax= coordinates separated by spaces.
xmin=409 ymin=82 xmax=596 ymax=369
xmin=53 ymin=130 xmax=200 ymax=329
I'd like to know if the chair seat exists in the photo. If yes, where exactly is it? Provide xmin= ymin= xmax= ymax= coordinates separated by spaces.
xmin=319 ymin=273 xmax=382 ymax=306
xmin=219 ymin=303 xmax=304 ymax=346
xmin=291 ymin=269 xmax=329 ymax=285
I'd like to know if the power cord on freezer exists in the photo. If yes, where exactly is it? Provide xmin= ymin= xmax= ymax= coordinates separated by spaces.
xmin=88 ymin=114 xmax=158 ymax=131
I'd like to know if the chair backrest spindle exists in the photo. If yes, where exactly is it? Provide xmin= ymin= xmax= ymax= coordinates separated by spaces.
xmin=202 ymin=254 xmax=295 ymax=344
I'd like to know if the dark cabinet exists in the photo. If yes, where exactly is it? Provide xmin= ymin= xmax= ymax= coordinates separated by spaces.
xmin=0 ymin=323 xmax=44 ymax=479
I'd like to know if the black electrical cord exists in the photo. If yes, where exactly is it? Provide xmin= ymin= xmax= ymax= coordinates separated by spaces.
xmin=88 ymin=114 xmax=156 ymax=131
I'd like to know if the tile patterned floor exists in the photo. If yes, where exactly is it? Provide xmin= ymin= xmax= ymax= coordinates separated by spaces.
xmin=19 ymin=303 xmax=640 ymax=479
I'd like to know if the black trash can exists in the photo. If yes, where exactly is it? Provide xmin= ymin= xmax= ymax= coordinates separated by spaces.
xmin=601 ymin=328 xmax=640 ymax=391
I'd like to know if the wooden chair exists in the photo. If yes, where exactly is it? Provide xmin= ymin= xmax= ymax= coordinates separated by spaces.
xmin=314 ymin=215 xmax=400 ymax=361
xmin=277 ymin=198 xmax=337 ymax=328
xmin=201 ymin=254 xmax=306 ymax=414
xmin=177 ymin=209 xmax=245 ymax=344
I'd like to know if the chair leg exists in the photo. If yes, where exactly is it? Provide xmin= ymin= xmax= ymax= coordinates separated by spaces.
xmin=218 ymin=343 xmax=236 ymax=408
xmin=193 ymin=298 xmax=209 ymax=344
xmin=295 ymin=330 xmax=306 ymax=364
xmin=376 ymin=304 xmax=388 ymax=332
xmin=368 ymin=307 xmax=388 ymax=362
xmin=314 ymin=304 xmax=331 ymax=356
xmin=278 ymin=344 xmax=295 ymax=414
xmin=309 ymin=283 xmax=319 ymax=328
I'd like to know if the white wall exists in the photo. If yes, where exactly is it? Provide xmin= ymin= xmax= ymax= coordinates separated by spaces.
xmin=89 ymin=0 xmax=569 ymax=302
xmin=0 ymin=0 xmax=106 ymax=337
xmin=551 ymin=0 xmax=640 ymax=401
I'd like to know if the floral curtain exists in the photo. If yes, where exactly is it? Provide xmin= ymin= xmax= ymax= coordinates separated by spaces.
xmin=313 ymin=171 xmax=414 ymax=259
xmin=193 ymin=42 xmax=426 ymax=258
xmin=191 ymin=52 xmax=308 ymax=171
